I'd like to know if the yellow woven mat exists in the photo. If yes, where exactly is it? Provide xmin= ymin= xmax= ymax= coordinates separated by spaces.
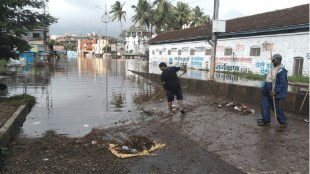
xmin=108 ymin=143 xmax=166 ymax=158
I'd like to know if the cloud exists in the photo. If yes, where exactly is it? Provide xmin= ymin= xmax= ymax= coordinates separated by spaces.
xmin=48 ymin=0 xmax=309 ymax=37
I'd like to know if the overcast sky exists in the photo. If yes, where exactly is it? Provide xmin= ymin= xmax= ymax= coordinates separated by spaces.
xmin=48 ymin=0 xmax=309 ymax=37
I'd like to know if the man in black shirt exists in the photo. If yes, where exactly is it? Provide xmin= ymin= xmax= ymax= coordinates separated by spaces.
xmin=159 ymin=62 xmax=187 ymax=115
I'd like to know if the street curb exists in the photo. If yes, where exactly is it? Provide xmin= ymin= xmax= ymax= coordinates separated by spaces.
xmin=0 ymin=104 xmax=30 ymax=147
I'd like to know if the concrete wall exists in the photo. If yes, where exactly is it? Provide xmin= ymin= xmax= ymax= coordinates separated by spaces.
xmin=131 ymin=71 xmax=309 ymax=116
xmin=149 ymin=32 xmax=309 ymax=76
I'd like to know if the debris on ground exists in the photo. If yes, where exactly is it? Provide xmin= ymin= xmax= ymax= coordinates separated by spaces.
xmin=216 ymin=101 xmax=255 ymax=115
xmin=108 ymin=135 xmax=166 ymax=158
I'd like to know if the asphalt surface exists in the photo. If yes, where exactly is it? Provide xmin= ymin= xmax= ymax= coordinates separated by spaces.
xmin=135 ymin=92 xmax=309 ymax=173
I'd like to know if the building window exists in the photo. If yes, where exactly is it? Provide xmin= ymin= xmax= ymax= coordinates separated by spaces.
xmin=293 ymin=57 xmax=304 ymax=75
xmin=33 ymin=33 xmax=40 ymax=38
xmin=224 ymin=47 xmax=232 ymax=56
xmin=205 ymin=48 xmax=211 ymax=55
xmin=178 ymin=50 xmax=182 ymax=55
xmin=168 ymin=50 xmax=171 ymax=55
xmin=159 ymin=51 xmax=162 ymax=55
xmin=190 ymin=49 xmax=195 ymax=55
xmin=250 ymin=46 xmax=261 ymax=56
xmin=152 ymin=51 xmax=155 ymax=55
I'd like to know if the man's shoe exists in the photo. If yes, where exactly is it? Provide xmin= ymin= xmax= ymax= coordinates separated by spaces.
xmin=276 ymin=122 xmax=288 ymax=132
xmin=257 ymin=119 xmax=270 ymax=126
xmin=180 ymin=110 xmax=185 ymax=114
xmin=279 ymin=122 xmax=288 ymax=128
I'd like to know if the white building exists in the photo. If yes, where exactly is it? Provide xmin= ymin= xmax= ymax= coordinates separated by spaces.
xmin=148 ymin=4 xmax=309 ymax=76
xmin=124 ymin=27 xmax=151 ymax=58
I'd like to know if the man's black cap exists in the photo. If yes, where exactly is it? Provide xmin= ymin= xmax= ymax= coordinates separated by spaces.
xmin=272 ymin=54 xmax=282 ymax=60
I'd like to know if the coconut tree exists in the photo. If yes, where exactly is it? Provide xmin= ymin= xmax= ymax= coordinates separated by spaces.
xmin=131 ymin=0 xmax=151 ymax=26
xmin=172 ymin=2 xmax=191 ymax=30
xmin=109 ymin=1 xmax=126 ymax=38
xmin=190 ymin=6 xmax=210 ymax=27
xmin=152 ymin=0 xmax=174 ymax=33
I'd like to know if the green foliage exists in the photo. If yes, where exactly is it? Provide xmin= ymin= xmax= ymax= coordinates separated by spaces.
xmin=172 ymin=2 xmax=191 ymax=30
xmin=110 ymin=1 xmax=126 ymax=38
xmin=220 ymin=71 xmax=309 ymax=83
xmin=0 ymin=0 xmax=57 ymax=59
xmin=129 ymin=25 xmax=136 ymax=32
xmin=190 ymin=6 xmax=210 ymax=27
xmin=102 ymin=46 xmax=112 ymax=53
xmin=131 ymin=0 xmax=152 ymax=28
xmin=1 ymin=94 xmax=36 ymax=107
xmin=64 ymin=42 xmax=76 ymax=51
xmin=46 ymin=39 xmax=59 ymax=51
xmin=0 ymin=59 xmax=8 ymax=69
xmin=288 ymin=75 xmax=309 ymax=83
xmin=219 ymin=71 xmax=266 ymax=80
xmin=130 ymin=0 xmax=211 ymax=33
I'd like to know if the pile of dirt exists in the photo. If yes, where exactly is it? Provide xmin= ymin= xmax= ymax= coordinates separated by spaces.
xmin=0 ymin=130 xmax=130 ymax=173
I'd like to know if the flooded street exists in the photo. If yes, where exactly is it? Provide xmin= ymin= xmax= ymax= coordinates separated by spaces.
xmin=4 ymin=57 xmax=306 ymax=138
xmin=6 ymin=58 xmax=157 ymax=137
xmin=1 ymin=57 xmax=308 ymax=173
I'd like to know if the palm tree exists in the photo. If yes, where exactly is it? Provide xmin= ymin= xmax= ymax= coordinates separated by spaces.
xmin=109 ymin=1 xmax=126 ymax=38
xmin=152 ymin=0 xmax=173 ymax=33
xmin=190 ymin=6 xmax=210 ymax=27
xmin=172 ymin=2 xmax=191 ymax=30
xmin=131 ymin=0 xmax=152 ymax=28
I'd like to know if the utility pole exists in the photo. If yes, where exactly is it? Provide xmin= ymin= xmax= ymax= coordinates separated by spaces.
xmin=210 ymin=0 xmax=219 ymax=81
xmin=100 ymin=4 xmax=111 ymax=59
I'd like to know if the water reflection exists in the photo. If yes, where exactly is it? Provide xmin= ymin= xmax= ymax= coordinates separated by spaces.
xmin=5 ymin=58 xmax=151 ymax=137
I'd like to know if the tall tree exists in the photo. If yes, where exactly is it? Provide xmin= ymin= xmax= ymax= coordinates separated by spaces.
xmin=152 ymin=0 xmax=173 ymax=33
xmin=109 ymin=1 xmax=126 ymax=39
xmin=172 ymin=2 xmax=191 ymax=30
xmin=0 ymin=0 xmax=57 ymax=59
xmin=131 ymin=0 xmax=152 ymax=28
xmin=190 ymin=6 xmax=210 ymax=27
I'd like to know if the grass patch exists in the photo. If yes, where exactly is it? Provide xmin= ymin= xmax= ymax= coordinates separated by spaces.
xmin=288 ymin=75 xmax=309 ymax=83
xmin=218 ymin=71 xmax=265 ymax=80
xmin=0 ymin=94 xmax=36 ymax=107
xmin=219 ymin=71 xmax=309 ymax=83
xmin=0 ymin=59 xmax=8 ymax=69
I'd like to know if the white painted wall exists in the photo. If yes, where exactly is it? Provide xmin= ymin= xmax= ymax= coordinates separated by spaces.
xmin=125 ymin=31 xmax=149 ymax=54
xmin=149 ymin=32 xmax=309 ymax=76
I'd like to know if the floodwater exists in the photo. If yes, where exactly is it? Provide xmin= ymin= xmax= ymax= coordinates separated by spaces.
xmin=6 ymin=58 xmax=158 ymax=137
xmin=3 ymin=57 xmax=306 ymax=137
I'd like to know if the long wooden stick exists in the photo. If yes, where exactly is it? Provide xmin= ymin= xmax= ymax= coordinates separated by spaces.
xmin=299 ymin=90 xmax=309 ymax=112
xmin=269 ymin=44 xmax=277 ymax=124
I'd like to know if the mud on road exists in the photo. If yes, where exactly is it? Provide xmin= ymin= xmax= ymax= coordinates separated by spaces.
xmin=0 ymin=117 xmax=243 ymax=173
